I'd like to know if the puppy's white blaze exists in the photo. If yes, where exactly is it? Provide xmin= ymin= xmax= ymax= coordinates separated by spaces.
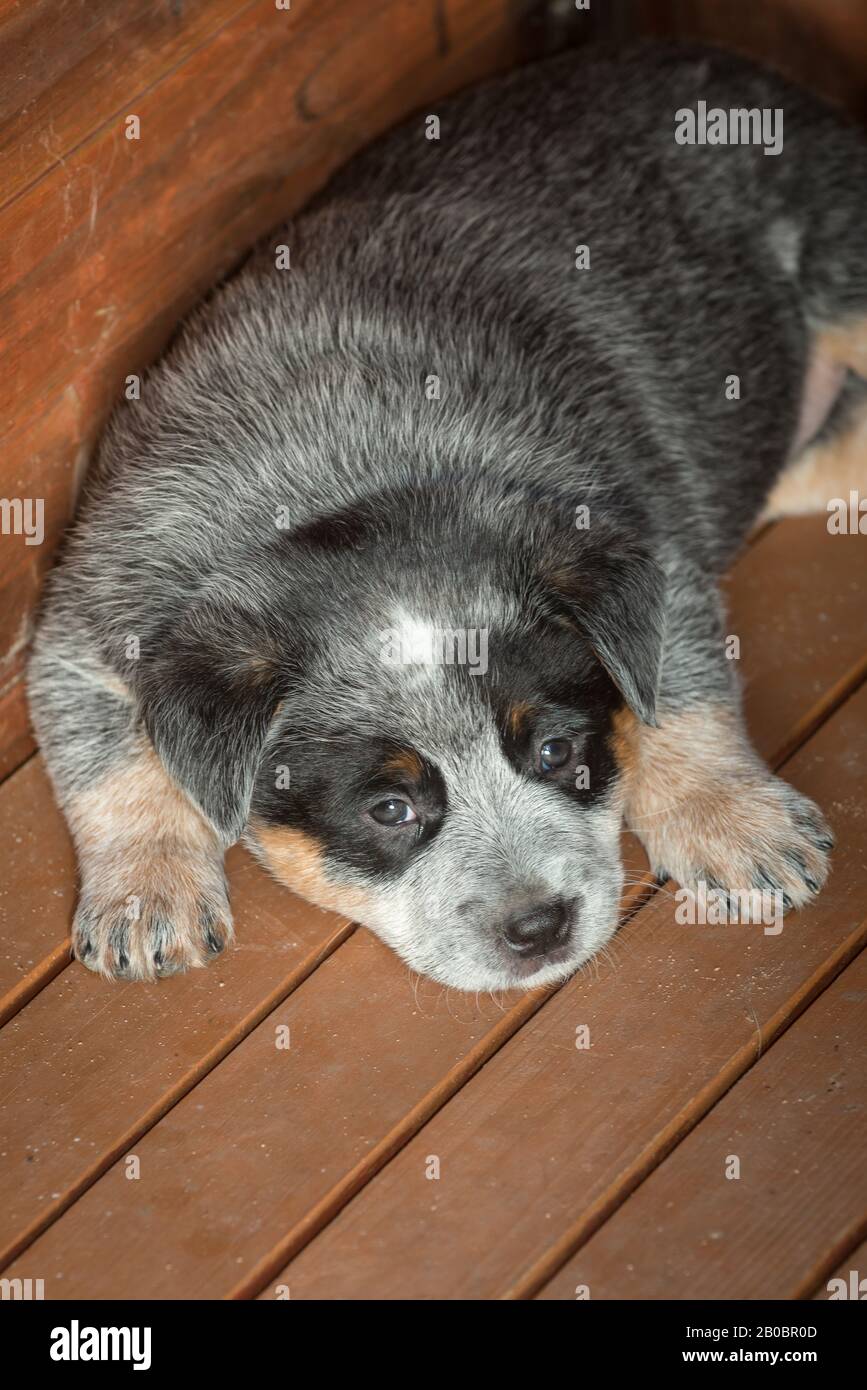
xmin=400 ymin=614 xmax=437 ymax=666
xmin=384 ymin=610 xmax=444 ymax=686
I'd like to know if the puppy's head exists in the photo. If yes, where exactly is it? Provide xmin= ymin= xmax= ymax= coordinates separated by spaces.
xmin=139 ymin=487 xmax=664 ymax=991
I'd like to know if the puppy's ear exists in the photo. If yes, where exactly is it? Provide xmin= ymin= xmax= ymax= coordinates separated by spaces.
xmin=137 ymin=596 xmax=297 ymax=844
xmin=542 ymin=530 xmax=666 ymax=726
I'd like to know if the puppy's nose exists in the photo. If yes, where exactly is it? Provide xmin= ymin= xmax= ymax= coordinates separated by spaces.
xmin=501 ymin=897 xmax=573 ymax=956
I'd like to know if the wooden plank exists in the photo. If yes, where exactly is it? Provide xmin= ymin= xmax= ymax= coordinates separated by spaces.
xmin=0 ymin=682 xmax=34 ymax=785
xmin=0 ymin=849 xmax=352 ymax=1267
xmin=537 ymin=948 xmax=867 ymax=1299
xmin=2 ymin=518 xmax=863 ymax=1298
xmin=0 ymin=0 xmax=522 ymax=778
xmin=258 ymin=679 xmax=867 ymax=1299
xmin=1 ymin=931 xmax=533 ymax=1295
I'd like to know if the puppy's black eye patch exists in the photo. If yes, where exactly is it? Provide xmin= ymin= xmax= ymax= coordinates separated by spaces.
xmin=252 ymin=731 xmax=447 ymax=875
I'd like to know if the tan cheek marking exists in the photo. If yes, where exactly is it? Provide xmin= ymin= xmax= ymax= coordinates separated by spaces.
xmin=816 ymin=319 xmax=867 ymax=380
xmin=606 ymin=707 xmax=639 ymax=816
xmin=762 ymin=393 xmax=867 ymax=521
xmin=610 ymin=706 xmax=640 ymax=784
xmin=249 ymin=821 xmax=373 ymax=918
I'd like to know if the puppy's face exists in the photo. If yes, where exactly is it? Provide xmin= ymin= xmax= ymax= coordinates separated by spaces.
xmin=248 ymin=608 xmax=628 ymax=991
xmin=141 ymin=491 xmax=663 ymax=993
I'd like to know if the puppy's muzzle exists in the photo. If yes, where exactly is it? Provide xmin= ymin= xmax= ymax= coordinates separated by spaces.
xmin=500 ymin=895 xmax=575 ymax=959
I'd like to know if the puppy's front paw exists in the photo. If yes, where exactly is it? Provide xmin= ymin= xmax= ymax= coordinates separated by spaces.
xmin=73 ymin=846 xmax=233 ymax=980
xmin=637 ymin=774 xmax=833 ymax=918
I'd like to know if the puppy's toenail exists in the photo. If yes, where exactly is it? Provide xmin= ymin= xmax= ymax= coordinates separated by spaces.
xmin=204 ymin=927 xmax=224 ymax=955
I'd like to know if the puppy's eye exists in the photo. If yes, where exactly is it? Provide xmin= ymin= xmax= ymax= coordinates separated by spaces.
xmin=369 ymin=797 xmax=418 ymax=827
xmin=539 ymin=738 xmax=572 ymax=772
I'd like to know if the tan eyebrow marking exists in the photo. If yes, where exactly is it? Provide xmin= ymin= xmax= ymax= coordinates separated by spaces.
xmin=381 ymin=748 xmax=425 ymax=781
xmin=242 ymin=653 xmax=279 ymax=686
xmin=506 ymin=700 xmax=536 ymax=737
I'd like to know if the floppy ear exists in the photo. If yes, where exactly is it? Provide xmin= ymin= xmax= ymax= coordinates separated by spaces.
xmin=137 ymin=596 xmax=296 ymax=844
xmin=542 ymin=531 xmax=666 ymax=727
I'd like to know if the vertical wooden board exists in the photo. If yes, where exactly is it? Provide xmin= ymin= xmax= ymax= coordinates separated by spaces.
xmin=0 ymin=843 xmax=352 ymax=1267
xmin=537 ymin=948 xmax=867 ymax=1299
xmin=260 ymin=681 xmax=867 ymax=1299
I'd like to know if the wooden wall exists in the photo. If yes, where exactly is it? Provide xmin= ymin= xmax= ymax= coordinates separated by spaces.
xmin=1 ymin=0 xmax=866 ymax=784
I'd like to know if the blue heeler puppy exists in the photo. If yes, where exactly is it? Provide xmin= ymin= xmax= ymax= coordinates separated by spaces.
xmin=29 ymin=44 xmax=865 ymax=990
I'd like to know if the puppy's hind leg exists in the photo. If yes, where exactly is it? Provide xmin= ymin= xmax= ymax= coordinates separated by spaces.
xmin=27 ymin=631 xmax=232 ymax=981
xmin=761 ymin=110 xmax=867 ymax=522
xmin=761 ymin=374 xmax=867 ymax=522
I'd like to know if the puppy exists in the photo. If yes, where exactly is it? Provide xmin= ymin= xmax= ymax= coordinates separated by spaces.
xmin=29 ymin=43 xmax=865 ymax=990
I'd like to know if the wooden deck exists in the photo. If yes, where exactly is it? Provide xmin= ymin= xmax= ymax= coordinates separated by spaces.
xmin=0 ymin=512 xmax=864 ymax=1301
